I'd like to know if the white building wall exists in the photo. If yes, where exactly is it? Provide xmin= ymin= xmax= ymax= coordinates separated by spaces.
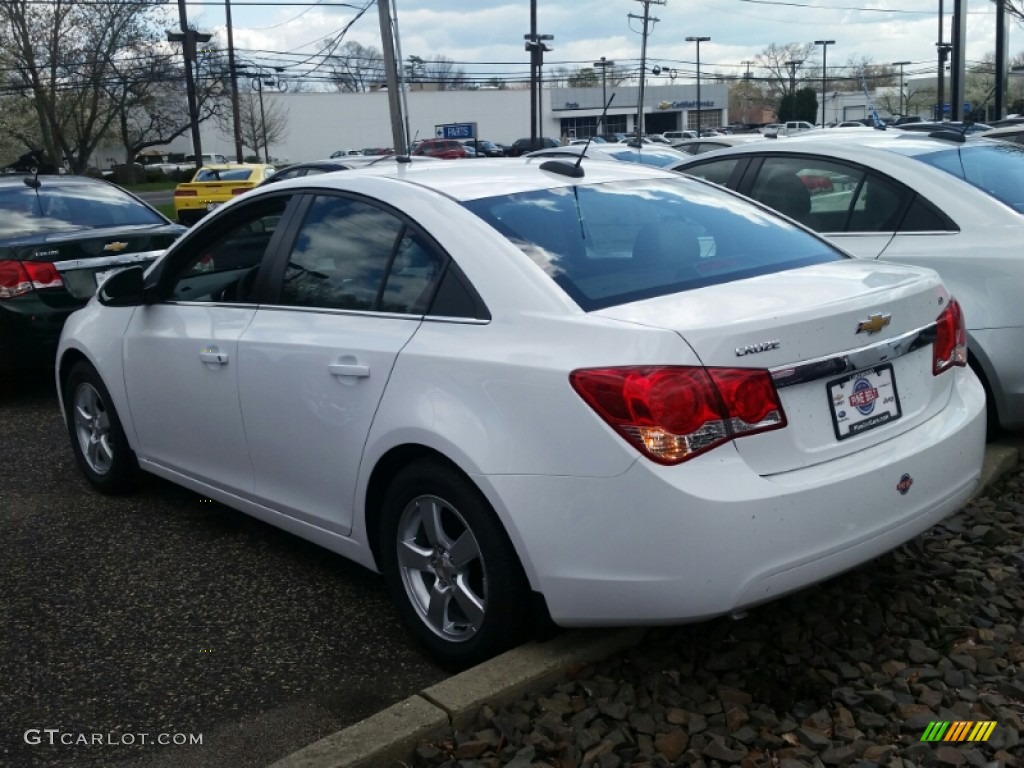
xmin=130 ymin=83 xmax=729 ymax=166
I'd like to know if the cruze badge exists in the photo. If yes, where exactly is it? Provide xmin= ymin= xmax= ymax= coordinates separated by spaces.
xmin=735 ymin=340 xmax=780 ymax=357
xmin=857 ymin=313 xmax=891 ymax=335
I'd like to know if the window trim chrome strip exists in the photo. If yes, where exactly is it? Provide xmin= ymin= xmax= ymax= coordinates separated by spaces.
xmin=770 ymin=322 xmax=937 ymax=389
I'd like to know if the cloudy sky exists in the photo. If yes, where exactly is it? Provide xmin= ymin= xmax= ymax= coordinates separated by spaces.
xmin=186 ymin=0 xmax=1017 ymax=87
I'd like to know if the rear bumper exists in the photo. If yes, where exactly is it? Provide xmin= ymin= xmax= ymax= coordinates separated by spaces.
xmin=970 ymin=326 xmax=1024 ymax=430
xmin=481 ymin=365 xmax=986 ymax=625
xmin=0 ymin=297 xmax=75 ymax=371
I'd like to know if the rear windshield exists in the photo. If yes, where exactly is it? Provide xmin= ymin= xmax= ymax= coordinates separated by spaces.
xmin=904 ymin=142 xmax=1024 ymax=213
xmin=463 ymin=178 xmax=842 ymax=311
xmin=195 ymin=168 xmax=254 ymax=182
xmin=0 ymin=181 xmax=164 ymax=238
xmin=596 ymin=148 xmax=685 ymax=168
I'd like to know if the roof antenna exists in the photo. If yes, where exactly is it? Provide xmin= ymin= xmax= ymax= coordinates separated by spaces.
xmin=23 ymin=165 xmax=40 ymax=189
xmin=540 ymin=92 xmax=615 ymax=179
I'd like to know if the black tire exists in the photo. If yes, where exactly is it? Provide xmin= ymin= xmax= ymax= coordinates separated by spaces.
xmin=63 ymin=361 xmax=136 ymax=494
xmin=379 ymin=459 xmax=530 ymax=670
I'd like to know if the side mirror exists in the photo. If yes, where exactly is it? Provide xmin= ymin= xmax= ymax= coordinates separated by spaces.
xmin=97 ymin=265 xmax=145 ymax=307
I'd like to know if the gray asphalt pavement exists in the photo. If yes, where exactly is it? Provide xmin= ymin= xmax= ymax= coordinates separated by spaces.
xmin=135 ymin=189 xmax=173 ymax=208
xmin=0 ymin=372 xmax=446 ymax=768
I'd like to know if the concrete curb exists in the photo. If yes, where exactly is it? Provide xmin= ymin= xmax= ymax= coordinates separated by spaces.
xmin=271 ymin=445 xmax=1020 ymax=768
xmin=268 ymin=628 xmax=647 ymax=768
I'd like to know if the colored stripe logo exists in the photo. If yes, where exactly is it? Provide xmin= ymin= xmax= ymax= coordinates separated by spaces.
xmin=921 ymin=721 xmax=997 ymax=742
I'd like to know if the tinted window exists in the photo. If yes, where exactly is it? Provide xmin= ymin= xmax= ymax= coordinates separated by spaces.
xmin=195 ymin=168 xmax=254 ymax=182
xmin=900 ymin=196 xmax=954 ymax=232
xmin=463 ymin=178 xmax=841 ymax=312
xmin=748 ymin=156 xmax=862 ymax=231
xmin=167 ymin=197 xmax=288 ymax=302
xmin=678 ymin=158 xmax=742 ymax=187
xmin=905 ymin=143 xmax=1024 ymax=213
xmin=0 ymin=182 xmax=164 ymax=237
xmin=277 ymin=196 xmax=443 ymax=314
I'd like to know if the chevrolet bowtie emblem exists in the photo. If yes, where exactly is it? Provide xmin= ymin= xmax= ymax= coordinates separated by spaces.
xmin=857 ymin=313 xmax=891 ymax=335
xmin=103 ymin=241 xmax=129 ymax=252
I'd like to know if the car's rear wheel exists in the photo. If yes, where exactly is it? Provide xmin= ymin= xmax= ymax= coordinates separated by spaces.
xmin=379 ymin=459 xmax=530 ymax=669
xmin=64 ymin=361 xmax=136 ymax=494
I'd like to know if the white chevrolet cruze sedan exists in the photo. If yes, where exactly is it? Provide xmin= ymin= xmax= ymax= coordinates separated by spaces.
xmin=56 ymin=157 xmax=986 ymax=668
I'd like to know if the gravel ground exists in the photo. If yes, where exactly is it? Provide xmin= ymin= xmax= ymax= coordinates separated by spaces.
xmin=414 ymin=462 xmax=1024 ymax=768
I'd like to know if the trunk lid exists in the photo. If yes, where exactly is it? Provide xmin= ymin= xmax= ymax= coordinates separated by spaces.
xmin=595 ymin=260 xmax=953 ymax=475
xmin=2 ymin=224 xmax=183 ymax=301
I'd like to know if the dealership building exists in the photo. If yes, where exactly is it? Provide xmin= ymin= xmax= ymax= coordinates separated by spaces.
xmin=156 ymin=82 xmax=730 ymax=164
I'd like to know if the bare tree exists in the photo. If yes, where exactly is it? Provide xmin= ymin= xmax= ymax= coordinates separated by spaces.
xmin=234 ymin=86 xmax=289 ymax=161
xmin=0 ymin=0 xmax=169 ymax=173
xmin=328 ymin=40 xmax=385 ymax=92
xmin=421 ymin=55 xmax=467 ymax=90
xmin=755 ymin=42 xmax=817 ymax=99
xmin=110 ymin=44 xmax=228 ymax=166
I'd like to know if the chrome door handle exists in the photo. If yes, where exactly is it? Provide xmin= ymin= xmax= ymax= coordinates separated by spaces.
xmin=328 ymin=362 xmax=370 ymax=378
xmin=199 ymin=350 xmax=228 ymax=365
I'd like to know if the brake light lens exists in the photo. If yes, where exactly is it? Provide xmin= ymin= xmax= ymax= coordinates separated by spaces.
xmin=174 ymin=189 xmax=197 ymax=197
xmin=570 ymin=366 xmax=787 ymax=464
xmin=0 ymin=260 xmax=63 ymax=298
xmin=230 ymin=187 xmax=250 ymax=196
xmin=933 ymin=298 xmax=967 ymax=375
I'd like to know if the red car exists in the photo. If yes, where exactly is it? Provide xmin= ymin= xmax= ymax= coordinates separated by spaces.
xmin=411 ymin=139 xmax=468 ymax=159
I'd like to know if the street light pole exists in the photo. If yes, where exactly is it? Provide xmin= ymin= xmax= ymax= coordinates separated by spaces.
xmin=892 ymin=60 xmax=911 ymax=117
xmin=594 ymin=56 xmax=615 ymax=111
xmin=814 ymin=40 xmax=835 ymax=126
xmin=686 ymin=36 xmax=710 ymax=136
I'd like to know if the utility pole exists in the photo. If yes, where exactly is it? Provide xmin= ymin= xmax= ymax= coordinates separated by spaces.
xmin=995 ymin=0 xmax=1007 ymax=120
xmin=950 ymin=0 xmax=966 ymax=120
xmin=168 ymin=0 xmax=211 ymax=171
xmin=377 ymin=0 xmax=406 ymax=155
xmin=628 ymin=0 xmax=665 ymax=139
xmin=225 ymin=0 xmax=243 ymax=162
xmin=786 ymin=59 xmax=803 ymax=96
xmin=937 ymin=0 xmax=946 ymax=120
xmin=892 ymin=60 xmax=911 ymax=117
xmin=814 ymin=40 xmax=834 ymax=126
xmin=742 ymin=60 xmax=754 ymax=125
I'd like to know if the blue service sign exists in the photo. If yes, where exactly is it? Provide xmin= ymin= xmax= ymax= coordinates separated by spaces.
xmin=437 ymin=123 xmax=476 ymax=139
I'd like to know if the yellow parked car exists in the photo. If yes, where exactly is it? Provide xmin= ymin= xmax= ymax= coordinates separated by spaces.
xmin=173 ymin=163 xmax=276 ymax=225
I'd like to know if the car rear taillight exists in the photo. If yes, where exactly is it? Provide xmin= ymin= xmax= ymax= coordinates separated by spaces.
xmin=933 ymin=298 xmax=967 ymax=375
xmin=230 ymin=187 xmax=250 ymax=196
xmin=174 ymin=189 xmax=197 ymax=197
xmin=569 ymin=366 xmax=787 ymax=464
xmin=0 ymin=260 xmax=63 ymax=299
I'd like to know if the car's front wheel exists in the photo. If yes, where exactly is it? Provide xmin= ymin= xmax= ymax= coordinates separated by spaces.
xmin=64 ymin=361 xmax=136 ymax=494
xmin=379 ymin=459 xmax=530 ymax=669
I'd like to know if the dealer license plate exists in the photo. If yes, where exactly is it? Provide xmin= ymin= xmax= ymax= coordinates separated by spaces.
xmin=827 ymin=363 xmax=902 ymax=440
